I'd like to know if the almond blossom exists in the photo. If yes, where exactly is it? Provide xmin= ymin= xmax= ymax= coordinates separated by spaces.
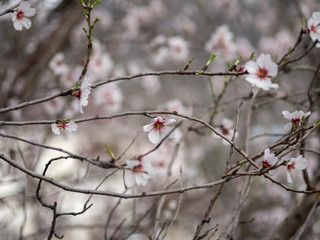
xmin=282 ymin=110 xmax=311 ymax=131
xmin=307 ymin=11 xmax=320 ymax=47
xmin=49 ymin=53 xmax=69 ymax=76
xmin=205 ymin=25 xmax=237 ymax=60
xmin=143 ymin=116 xmax=176 ymax=144
xmin=261 ymin=148 xmax=279 ymax=177
xmin=244 ymin=53 xmax=279 ymax=91
xmin=125 ymin=157 xmax=155 ymax=187
xmin=168 ymin=36 xmax=189 ymax=63
xmin=93 ymin=83 xmax=123 ymax=113
xmin=213 ymin=118 xmax=237 ymax=145
xmin=286 ymin=155 xmax=308 ymax=183
xmin=51 ymin=120 xmax=78 ymax=135
xmin=72 ymin=77 xmax=91 ymax=114
xmin=11 ymin=2 xmax=36 ymax=31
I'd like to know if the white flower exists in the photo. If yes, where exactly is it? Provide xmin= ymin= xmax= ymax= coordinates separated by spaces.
xmin=125 ymin=157 xmax=155 ymax=187
xmin=307 ymin=12 xmax=320 ymax=47
xmin=245 ymin=53 xmax=279 ymax=91
xmin=143 ymin=116 xmax=176 ymax=144
xmin=11 ymin=2 xmax=36 ymax=31
xmin=286 ymin=155 xmax=308 ymax=183
xmin=51 ymin=120 xmax=78 ymax=135
xmin=261 ymin=148 xmax=279 ymax=177
xmin=49 ymin=53 xmax=69 ymax=76
xmin=168 ymin=36 xmax=189 ymax=62
xmin=72 ymin=77 xmax=91 ymax=114
xmin=213 ymin=118 xmax=237 ymax=145
xmin=282 ymin=110 xmax=311 ymax=131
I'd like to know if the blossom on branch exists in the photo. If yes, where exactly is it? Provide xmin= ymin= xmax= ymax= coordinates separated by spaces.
xmin=51 ymin=120 xmax=78 ymax=135
xmin=261 ymin=148 xmax=279 ymax=177
xmin=285 ymin=155 xmax=308 ymax=183
xmin=307 ymin=11 xmax=320 ymax=47
xmin=143 ymin=116 xmax=176 ymax=144
xmin=213 ymin=118 xmax=237 ymax=145
xmin=49 ymin=53 xmax=69 ymax=76
xmin=72 ymin=77 xmax=91 ymax=114
xmin=11 ymin=1 xmax=36 ymax=31
xmin=125 ymin=157 xmax=155 ymax=187
xmin=244 ymin=53 xmax=279 ymax=91
xmin=282 ymin=110 xmax=311 ymax=131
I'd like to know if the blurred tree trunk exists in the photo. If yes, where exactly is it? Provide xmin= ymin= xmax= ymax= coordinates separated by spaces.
xmin=0 ymin=0 xmax=82 ymax=111
xmin=268 ymin=173 xmax=320 ymax=240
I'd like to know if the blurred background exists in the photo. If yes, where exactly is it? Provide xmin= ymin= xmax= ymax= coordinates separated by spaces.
xmin=0 ymin=0 xmax=320 ymax=239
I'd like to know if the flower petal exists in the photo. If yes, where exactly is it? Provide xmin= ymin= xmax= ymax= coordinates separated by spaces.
xmin=51 ymin=124 xmax=60 ymax=135
xmin=143 ymin=123 xmax=154 ymax=132
xmin=124 ymin=171 xmax=134 ymax=187
xmin=287 ymin=171 xmax=293 ymax=183
xmin=244 ymin=61 xmax=259 ymax=74
xmin=148 ymin=130 xmax=160 ymax=144
xmin=66 ymin=121 xmax=78 ymax=132
xmin=295 ymin=156 xmax=308 ymax=170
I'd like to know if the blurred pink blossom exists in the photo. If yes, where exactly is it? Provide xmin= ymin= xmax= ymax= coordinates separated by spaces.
xmin=168 ymin=36 xmax=190 ymax=63
xmin=94 ymin=83 xmax=123 ymax=113
xmin=213 ymin=118 xmax=237 ymax=145
xmin=49 ymin=53 xmax=69 ymax=76
xmin=205 ymin=25 xmax=237 ymax=60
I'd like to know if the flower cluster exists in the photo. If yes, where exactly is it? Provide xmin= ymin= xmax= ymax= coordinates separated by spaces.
xmin=11 ymin=2 xmax=36 ymax=31
xmin=261 ymin=148 xmax=308 ymax=183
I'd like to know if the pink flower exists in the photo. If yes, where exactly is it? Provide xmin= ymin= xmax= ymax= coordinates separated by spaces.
xmin=307 ymin=12 xmax=320 ymax=47
xmin=72 ymin=77 xmax=91 ymax=114
xmin=49 ymin=53 xmax=69 ymax=76
xmin=93 ymin=83 xmax=123 ymax=113
xmin=282 ymin=110 xmax=311 ymax=131
xmin=168 ymin=36 xmax=189 ymax=62
xmin=143 ymin=116 xmax=176 ymax=144
xmin=261 ymin=148 xmax=279 ymax=177
xmin=286 ymin=155 xmax=308 ymax=183
xmin=141 ymin=75 xmax=161 ymax=95
xmin=213 ymin=118 xmax=237 ymax=145
xmin=245 ymin=53 xmax=279 ymax=91
xmin=11 ymin=2 xmax=36 ymax=31
xmin=205 ymin=25 xmax=237 ymax=60
xmin=51 ymin=120 xmax=78 ymax=135
xmin=125 ymin=157 xmax=155 ymax=187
